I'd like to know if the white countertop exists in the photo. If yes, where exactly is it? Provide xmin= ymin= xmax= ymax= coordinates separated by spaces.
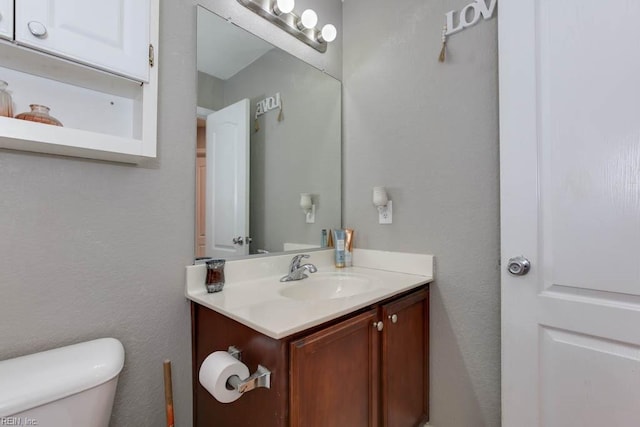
xmin=185 ymin=249 xmax=433 ymax=340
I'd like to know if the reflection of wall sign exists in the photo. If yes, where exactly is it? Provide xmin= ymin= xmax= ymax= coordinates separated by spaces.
xmin=255 ymin=93 xmax=281 ymax=118
xmin=254 ymin=92 xmax=283 ymax=132
xmin=445 ymin=0 xmax=496 ymax=36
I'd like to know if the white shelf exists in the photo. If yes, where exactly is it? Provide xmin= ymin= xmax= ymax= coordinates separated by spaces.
xmin=0 ymin=116 xmax=145 ymax=163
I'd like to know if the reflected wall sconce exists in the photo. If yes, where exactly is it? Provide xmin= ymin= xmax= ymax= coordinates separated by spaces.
xmin=236 ymin=0 xmax=337 ymax=53
xmin=300 ymin=193 xmax=316 ymax=223
xmin=372 ymin=187 xmax=393 ymax=224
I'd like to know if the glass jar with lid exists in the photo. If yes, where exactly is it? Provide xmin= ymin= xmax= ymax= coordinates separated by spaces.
xmin=0 ymin=80 xmax=13 ymax=118
xmin=15 ymin=104 xmax=63 ymax=126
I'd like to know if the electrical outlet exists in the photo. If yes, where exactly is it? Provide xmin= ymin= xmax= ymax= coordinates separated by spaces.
xmin=305 ymin=205 xmax=316 ymax=223
xmin=379 ymin=201 xmax=393 ymax=224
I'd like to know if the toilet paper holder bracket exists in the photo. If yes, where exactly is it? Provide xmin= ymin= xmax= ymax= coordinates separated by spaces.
xmin=226 ymin=346 xmax=271 ymax=393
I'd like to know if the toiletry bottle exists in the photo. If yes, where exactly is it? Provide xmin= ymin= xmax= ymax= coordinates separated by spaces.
xmin=332 ymin=229 xmax=346 ymax=268
xmin=327 ymin=229 xmax=334 ymax=248
xmin=344 ymin=229 xmax=354 ymax=267
xmin=321 ymin=229 xmax=327 ymax=247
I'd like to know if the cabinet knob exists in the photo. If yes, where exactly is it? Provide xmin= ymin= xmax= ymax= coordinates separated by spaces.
xmin=372 ymin=321 xmax=383 ymax=332
xmin=28 ymin=21 xmax=48 ymax=38
xmin=232 ymin=236 xmax=244 ymax=245
xmin=388 ymin=314 xmax=398 ymax=324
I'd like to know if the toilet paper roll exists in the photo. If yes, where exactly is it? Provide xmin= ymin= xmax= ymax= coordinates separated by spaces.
xmin=199 ymin=351 xmax=250 ymax=403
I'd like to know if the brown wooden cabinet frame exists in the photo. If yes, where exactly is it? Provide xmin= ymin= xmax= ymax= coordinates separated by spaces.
xmin=191 ymin=285 xmax=429 ymax=427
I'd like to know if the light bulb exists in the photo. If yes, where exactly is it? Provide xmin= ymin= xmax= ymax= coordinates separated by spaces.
xmin=372 ymin=187 xmax=388 ymax=208
xmin=299 ymin=9 xmax=318 ymax=29
xmin=273 ymin=0 xmax=294 ymax=15
xmin=319 ymin=24 xmax=337 ymax=43
xmin=300 ymin=193 xmax=313 ymax=212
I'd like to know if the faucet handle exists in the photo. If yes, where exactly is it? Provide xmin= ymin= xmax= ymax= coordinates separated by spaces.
xmin=290 ymin=254 xmax=310 ymax=270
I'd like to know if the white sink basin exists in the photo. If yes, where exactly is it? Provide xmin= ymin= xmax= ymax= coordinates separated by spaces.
xmin=279 ymin=272 xmax=377 ymax=301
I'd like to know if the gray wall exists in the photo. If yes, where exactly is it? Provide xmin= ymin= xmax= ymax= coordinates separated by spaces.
xmin=342 ymin=0 xmax=500 ymax=426
xmin=222 ymin=49 xmax=341 ymax=253
xmin=197 ymin=71 xmax=225 ymax=111
xmin=0 ymin=1 xmax=342 ymax=426
xmin=0 ymin=1 xmax=195 ymax=426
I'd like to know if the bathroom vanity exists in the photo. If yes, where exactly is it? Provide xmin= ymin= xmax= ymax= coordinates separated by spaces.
xmin=186 ymin=249 xmax=433 ymax=427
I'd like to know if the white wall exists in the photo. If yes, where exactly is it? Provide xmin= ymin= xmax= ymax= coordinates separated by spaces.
xmin=342 ymin=0 xmax=501 ymax=425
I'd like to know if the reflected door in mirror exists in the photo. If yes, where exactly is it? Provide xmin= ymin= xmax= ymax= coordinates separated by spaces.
xmin=205 ymin=99 xmax=251 ymax=258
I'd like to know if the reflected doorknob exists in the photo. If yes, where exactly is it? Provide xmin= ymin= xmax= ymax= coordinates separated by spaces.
xmin=232 ymin=236 xmax=244 ymax=245
xmin=507 ymin=256 xmax=530 ymax=276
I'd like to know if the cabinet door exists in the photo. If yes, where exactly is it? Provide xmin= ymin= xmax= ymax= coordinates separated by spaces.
xmin=381 ymin=288 xmax=429 ymax=427
xmin=15 ymin=0 xmax=150 ymax=82
xmin=0 ymin=0 xmax=12 ymax=41
xmin=290 ymin=309 xmax=380 ymax=427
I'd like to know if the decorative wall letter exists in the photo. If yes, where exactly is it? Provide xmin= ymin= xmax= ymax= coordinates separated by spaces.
xmin=445 ymin=0 xmax=496 ymax=36
xmin=439 ymin=0 xmax=496 ymax=62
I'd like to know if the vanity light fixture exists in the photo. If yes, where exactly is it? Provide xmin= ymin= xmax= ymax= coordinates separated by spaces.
xmin=372 ymin=187 xmax=393 ymax=224
xmin=300 ymin=193 xmax=316 ymax=224
xmin=236 ymin=0 xmax=337 ymax=53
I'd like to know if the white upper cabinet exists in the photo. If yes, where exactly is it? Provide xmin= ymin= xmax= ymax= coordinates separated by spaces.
xmin=15 ymin=0 xmax=150 ymax=82
xmin=0 ymin=0 xmax=158 ymax=163
xmin=0 ymin=0 xmax=13 ymax=41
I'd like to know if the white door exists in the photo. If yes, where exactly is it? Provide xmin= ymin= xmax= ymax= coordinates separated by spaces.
xmin=15 ymin=0 xmax=150 ymax=82
xmin=0 ymin=0 xmax=12 ymax=41
xmin=500 ymin=1 xmax=640 ymax=426
xmin=206 ymin=99 xmax=250 ymax=258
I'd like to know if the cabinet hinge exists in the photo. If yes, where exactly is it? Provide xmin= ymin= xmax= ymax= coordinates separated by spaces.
xmin=149 ymin=44 xmax=155 ymax=67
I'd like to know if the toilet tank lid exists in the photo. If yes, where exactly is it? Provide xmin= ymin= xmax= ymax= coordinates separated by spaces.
xmin=0 ymin=337 xmax=125 ymax=417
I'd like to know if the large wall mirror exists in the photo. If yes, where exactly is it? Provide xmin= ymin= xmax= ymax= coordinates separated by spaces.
xmin=196 ymin=6 xmax=342 ymax=259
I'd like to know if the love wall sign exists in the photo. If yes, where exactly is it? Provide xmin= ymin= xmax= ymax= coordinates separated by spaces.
xmin=446 ymin=0 xmax=497 ymax=35
xmin=439 ymin=0 xmax=496 ymax=62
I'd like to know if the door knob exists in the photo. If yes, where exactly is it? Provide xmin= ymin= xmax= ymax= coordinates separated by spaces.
xmin=245 ymin=236 xmax=253 ymax=244
xmin=507 ymin=256 xmax=530 ymax=276
xmin=232 ymin=236 xmax=244 ymax=245
xmin=28 ymin=21 xmax=48 ymax=38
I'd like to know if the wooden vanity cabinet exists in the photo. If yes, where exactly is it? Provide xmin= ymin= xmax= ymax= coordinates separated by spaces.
xmin=289 ymin=309 xmax=381 ymax=427
xmin=381 ymin=288 xmax=429 ymax=427
xmin=191 ymin=285 xmax=429 ymax=427
xmin=192 ymin=305 xmax=289 ymax=427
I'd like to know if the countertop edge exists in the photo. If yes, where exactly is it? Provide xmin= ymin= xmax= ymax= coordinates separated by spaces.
xmin=187 ymin=272 xmax=433 ymax=340
xmin=185 ymin=249 xmax=434 ymax=340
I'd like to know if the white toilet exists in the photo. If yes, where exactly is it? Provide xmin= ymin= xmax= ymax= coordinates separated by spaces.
xmin=0 ymin=337 xmax=125 ymax=427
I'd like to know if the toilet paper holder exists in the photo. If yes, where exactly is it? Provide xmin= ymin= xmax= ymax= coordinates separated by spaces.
xmin=226 ymin=346 xmax=271 ymax=394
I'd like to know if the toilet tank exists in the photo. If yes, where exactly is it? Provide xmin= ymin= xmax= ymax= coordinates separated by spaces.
xmin=0 ymin=338 xmax=125 ymax=426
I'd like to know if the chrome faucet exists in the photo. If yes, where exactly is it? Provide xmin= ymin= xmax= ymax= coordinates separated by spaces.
xmin=280 ymin=254 xmax=317 ymax=282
